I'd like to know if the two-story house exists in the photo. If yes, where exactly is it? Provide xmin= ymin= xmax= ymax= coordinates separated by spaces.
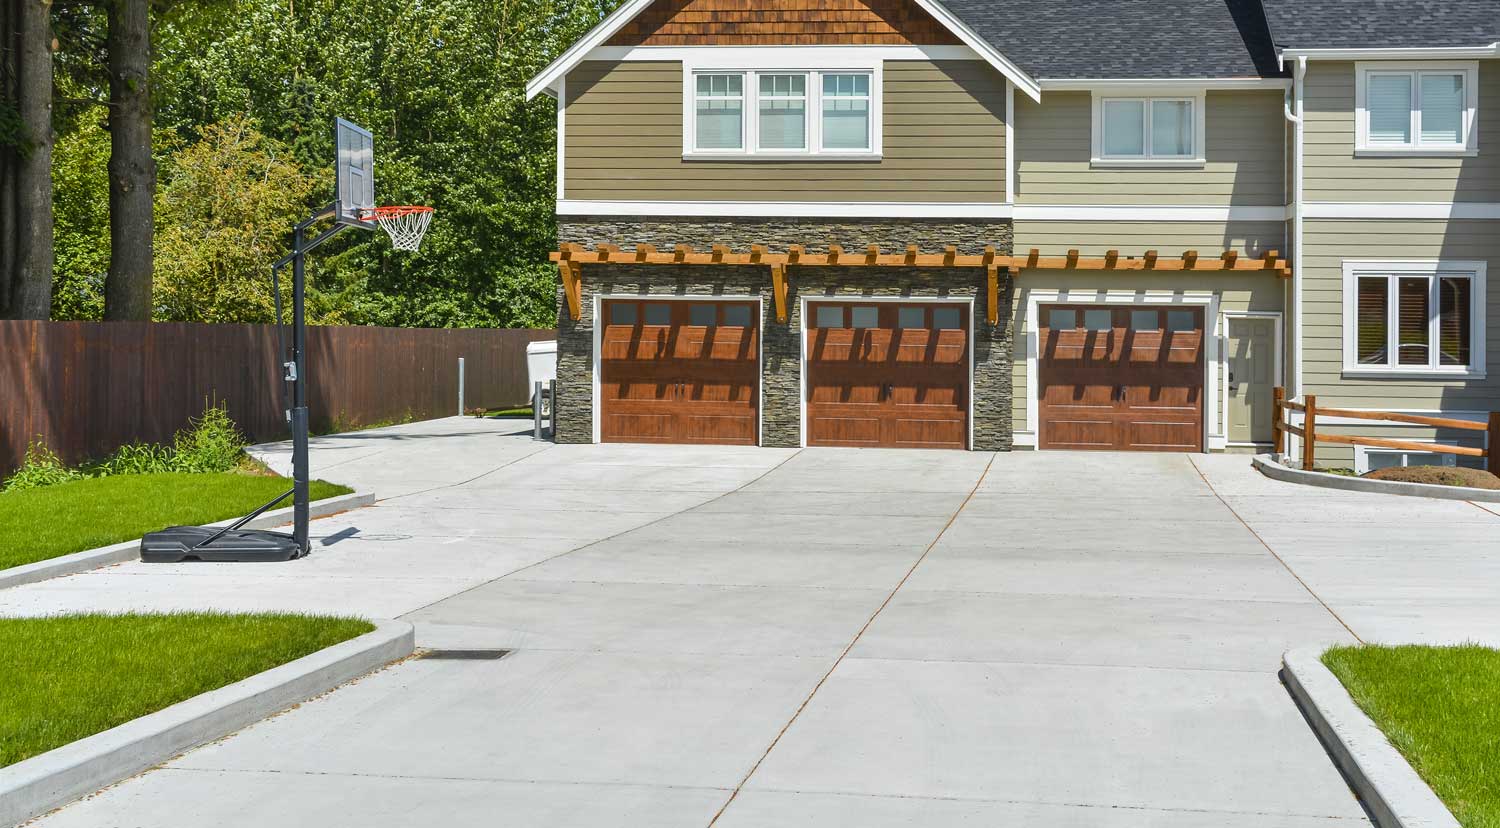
xmin=528 ymin=0 xmax=1499 ymax=471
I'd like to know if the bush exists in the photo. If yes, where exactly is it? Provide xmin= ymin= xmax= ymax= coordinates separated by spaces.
xmin=169 ymin=403 xmax=246 ymax=473
xmin=1363 ymin=465 xmax=1500 ymax=490
xmin=2 ymin=442 xmax=86 ymax=493
xmin=3 ymin=403 xmax=248 ymax=493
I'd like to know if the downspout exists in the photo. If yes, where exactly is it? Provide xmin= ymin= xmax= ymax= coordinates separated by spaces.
xmin=1283 ymin=56 xmax=1306 ymax=401
xmin=1282 ymin=55 xmax=1307 ymax=460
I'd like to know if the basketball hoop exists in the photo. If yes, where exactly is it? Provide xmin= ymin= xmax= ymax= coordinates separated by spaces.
xmin=361 ymin=205 xmax=434 ymax=251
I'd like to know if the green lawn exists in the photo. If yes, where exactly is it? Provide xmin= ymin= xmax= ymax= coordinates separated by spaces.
xmin=0 ymin=473 xmax=352 ymax=571
xmin=479 ymin=406 xmax=533 ymax=418
xmin=1323 ymin=645 xmax=1500 ymax=827
xmin=0 ymin=613 xmax=373 ymax=767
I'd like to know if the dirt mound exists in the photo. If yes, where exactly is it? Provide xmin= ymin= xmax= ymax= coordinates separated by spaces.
xmin=1362 ymin=465 xmax=1500 ymax=490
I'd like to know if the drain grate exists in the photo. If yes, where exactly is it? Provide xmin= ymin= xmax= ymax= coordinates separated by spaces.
xmin=418 ymin=649 xmax=511 ymax=661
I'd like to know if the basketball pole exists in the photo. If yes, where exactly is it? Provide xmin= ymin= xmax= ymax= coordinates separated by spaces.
xmin=273 ymin=204 xmax=356 ymax=554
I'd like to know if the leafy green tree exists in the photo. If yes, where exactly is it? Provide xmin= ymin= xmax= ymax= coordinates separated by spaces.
xmin=50 ymin=116 xmax=111 ymax=319
xmin=152 ymin=117 xmax=319 ymax=323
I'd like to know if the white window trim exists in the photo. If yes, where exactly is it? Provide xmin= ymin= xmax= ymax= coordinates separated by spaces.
xmin=682 ymin=63 xmax=883 ymax=160
xmin=1354 ymin=61 xmax=1479 ymax=156
xmin=1090 ymin=89 xmax=1207 ymax=167
xmin=1340 ymin=259 xmax=1487 ymax=379
xmin=1353 ymin=444 xmax=1459 ymax=475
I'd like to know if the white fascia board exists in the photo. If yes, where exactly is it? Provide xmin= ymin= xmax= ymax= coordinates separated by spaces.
xmin=908 ymin=0 xmax=1041 ymax=102
xmin=1281 ymin=43 xmax=1500 ymax=61
xmin=1305 ymin=202 xmax=1500 ymax=219
xmin=556 ymin=200 xmax=1013 ymax=219
xmin=526 ymin=0 xmax=656 ymax=100
xmin=1014 ymin=204 xmax=1291 ymax=222
xmin=588 ymin=45 xmax=980 ymax=63
xmin=1041 ymin=77 xmax=1290 ymax=91
xmin=526 ymin=0 xmax=1042 ymax=102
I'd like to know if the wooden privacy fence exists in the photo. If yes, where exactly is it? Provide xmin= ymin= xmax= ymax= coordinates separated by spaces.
xmin=1 ymin=321 xmax=555 ymax=475
xmin=1272 ymin=386 xmax=1500 ymax=474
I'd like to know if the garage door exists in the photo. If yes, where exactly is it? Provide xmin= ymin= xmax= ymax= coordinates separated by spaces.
xmin=805 ymin=302 xmax=968 ymax=449
xmin=1038 ymin=305 xmax=1204 ymax=452
xmin=599 ymin=299 xmax=759 ymax=445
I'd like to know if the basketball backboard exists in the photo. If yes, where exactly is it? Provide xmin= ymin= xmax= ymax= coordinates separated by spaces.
xmin=335 ymin=118 xmax=375 ymax=227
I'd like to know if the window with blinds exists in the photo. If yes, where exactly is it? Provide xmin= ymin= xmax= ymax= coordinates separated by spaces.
xmin=1358 ymin=64 xmax=1475 ymax=152
xmin=1350 ymin=270 xmax=1480 ymax=373
xmin=687 ymin=68 xmax=878 ymax=158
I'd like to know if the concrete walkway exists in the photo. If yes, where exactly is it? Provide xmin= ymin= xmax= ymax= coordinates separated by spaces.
xmin=10 ymin=417 xmax=1500 ymax=827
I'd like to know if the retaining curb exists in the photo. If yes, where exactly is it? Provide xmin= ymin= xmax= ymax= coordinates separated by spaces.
xmin=0 ymin=490 xmax=376 ymax=591
xmin=1282 ymin=648 xmax=1459 ymax=828
xmin=0 ymin=620 xmax=413 ymax=826
xmin=1252 ymin=455 xmax=1500 ymax=503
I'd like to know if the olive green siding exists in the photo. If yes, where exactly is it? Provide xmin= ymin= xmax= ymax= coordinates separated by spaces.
xmin=1014 ymin=264 xmax=1284 ymax=441
xmin=1013 ymin=219 xmax=1286 ymax=258
xmin=1303 ymin=61 xmax=1500 ymax=203
xmin=1013 ymin=90 xmax=1287 ymax=206
xmin=1300 ymin=218 xmax=1500 ymax=411
xmin=563 ymin=59 xmax=1008 ymax=202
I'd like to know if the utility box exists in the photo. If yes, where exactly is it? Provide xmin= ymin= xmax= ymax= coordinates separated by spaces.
xmin=526 ymin=340 xmax=557 ymax=396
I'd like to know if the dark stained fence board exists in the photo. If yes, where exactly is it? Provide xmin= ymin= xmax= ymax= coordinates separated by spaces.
xmin=0 ymin=321 xmax=554 ymax=474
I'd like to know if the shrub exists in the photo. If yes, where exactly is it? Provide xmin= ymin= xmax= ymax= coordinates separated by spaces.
xmin=2 ymin=441 xmax=86 ymax=493
xmin=92 ymin=442 xmax=176 ymax=476
xmin=168 ymin=403 xmax=246 ymax=474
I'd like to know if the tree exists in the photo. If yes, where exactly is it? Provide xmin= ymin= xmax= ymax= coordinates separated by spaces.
xmin=153 ymin=117 xmax=319 ymax=323
xmin=1 ymin=0 xmax=56 ymax=318
xmin=102 ymin=0 xmax=151 ymax=320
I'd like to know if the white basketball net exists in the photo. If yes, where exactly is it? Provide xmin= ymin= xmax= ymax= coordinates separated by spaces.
xmin=363 ymin=206 xmax=434 ymax=251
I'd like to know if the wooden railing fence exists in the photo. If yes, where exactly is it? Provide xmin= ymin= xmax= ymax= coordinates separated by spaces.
xmin=1272 ymin=386 xmax=1500 ymax=474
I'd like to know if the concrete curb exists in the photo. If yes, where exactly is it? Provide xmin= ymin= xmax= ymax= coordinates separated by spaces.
xmin=0 ymin=490 xmax=375 ymax=592
xmin=0 ymin=620 xmax=413 ymax=826
xmin=1252 ymin=455 xmax=1500 ymax=503
xmin=1282 ymin=648 xmax=1459 ymax=828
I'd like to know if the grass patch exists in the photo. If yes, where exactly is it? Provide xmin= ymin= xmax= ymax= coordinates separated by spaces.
xmin=1323 ymin=644 xmax=1500 ymax=828
xmin=1363 ymin=465 xmax=1500 ymax=490
xmin=475 ymin=406 xmax=533 ymax=418
xmin=0 ymin=613 xmax=374 ymax=767
xmin=0 ymin=473 xmax=352 ymax=570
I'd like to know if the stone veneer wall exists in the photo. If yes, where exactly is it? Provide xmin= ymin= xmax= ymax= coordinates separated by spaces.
xmin=555 ymin=217 xmax=1014 ymax=450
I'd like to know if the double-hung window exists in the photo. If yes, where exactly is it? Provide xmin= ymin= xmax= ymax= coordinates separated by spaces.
xmin=1092 ymin=92 xmax=1204 ymax=165
xmin=1356 ymin=62 xmax=1478 ymax=154
xmin=1343 ymin=261 xmax=1487 ymax=377
xmin=687 ymin=67 xmax=879 ymax=158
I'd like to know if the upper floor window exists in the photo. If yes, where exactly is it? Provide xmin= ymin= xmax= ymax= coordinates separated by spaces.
xmin=686 ymin=67 xmax=880 ymax=159
xmin=1091 ymin=91 xmax=1206 ymax=167
xmin=1356 ymin=62 xmax=1478 ymax=155
xmin=1342 ymin=260 xmax=1487 ymax=378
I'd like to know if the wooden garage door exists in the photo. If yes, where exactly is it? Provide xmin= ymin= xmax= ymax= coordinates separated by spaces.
xmin=806 ymin=302 xmax=968 ymax=449
xmin=1038 ymin=305 xmax=1204 ymax=452
xmin=600 ymin=299 xmax=759 ymax=445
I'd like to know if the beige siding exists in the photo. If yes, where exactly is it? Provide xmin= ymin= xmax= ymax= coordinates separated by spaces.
xmin=1301 ymin=219 xmax=1500 ymax=410
xmin=1303 ymin=61 xmax=1500 ymax=203
xmin=564 ymin=60 xmax=1007 ymax=202
xmin=1013 ymin=219 xmax=1286 ymax=257
xmin=1013 ymin=90 xmax=1286 ymax=206
xmin=1008 ymin=223 xmax=1287 ymax=436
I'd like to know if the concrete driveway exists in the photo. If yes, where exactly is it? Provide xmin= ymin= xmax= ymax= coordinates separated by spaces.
xmin=12 ymin=417 xmax=1500 ymax=827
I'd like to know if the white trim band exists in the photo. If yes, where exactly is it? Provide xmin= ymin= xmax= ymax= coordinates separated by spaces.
xmin=1306 ymin=202 xmax=1500 ymax=220
xmin=556 ymin=199 xmax=1014 ymax=219
xmin=557 ymin=201 xmax=1294 ymax=222
xmin=586 ymin=45 xmax=980 ymax=63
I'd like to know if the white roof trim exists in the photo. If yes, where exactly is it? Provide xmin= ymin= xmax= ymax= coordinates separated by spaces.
xmin=1280 ymin=43 xmax=1500 ymax=63
xmin=526 ymin=0 xmax=656 ymax=100
xmin=524 ymin=0 xmax=1041 ymax=102
xmin=1041 ymin=77 xmax=1289 ymax=90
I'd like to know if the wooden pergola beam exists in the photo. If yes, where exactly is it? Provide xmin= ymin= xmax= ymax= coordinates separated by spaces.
xmin=553 ymin=243 xmax=1289 ymax=275
xmin=550 ymin=243 xmax=1291 ymax=320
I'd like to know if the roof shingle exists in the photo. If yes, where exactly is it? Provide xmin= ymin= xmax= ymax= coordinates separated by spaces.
xmin=1261 ymin=0 xmax=1500 ymax=50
